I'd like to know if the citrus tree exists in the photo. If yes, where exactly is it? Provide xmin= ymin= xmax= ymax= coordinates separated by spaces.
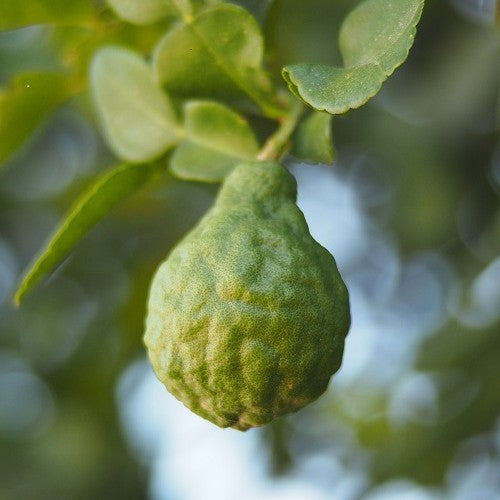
xmin=2 ymin=0 xmax=500 ymax=499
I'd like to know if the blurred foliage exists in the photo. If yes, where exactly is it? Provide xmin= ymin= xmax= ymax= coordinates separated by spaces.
xmin=1 ymin=0 xmax=499 ymax=499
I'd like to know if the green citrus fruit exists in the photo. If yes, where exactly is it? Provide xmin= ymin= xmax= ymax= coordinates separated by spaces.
xmin=144 ymin=161 xmax=350 ymax=430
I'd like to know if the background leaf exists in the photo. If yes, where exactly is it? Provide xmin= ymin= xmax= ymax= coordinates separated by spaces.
xmin=282 ymin=0 xmax=424 ymax=114
xmin=0 ymin=0 xmax=94 ymax=29
xmin=14 ymin=162 xmax=164 ymax=305
xmin=170 ymin=100 xmax=259 ymax=182
xmin=106 ymin=0 xmax=177 ymax=25
xmin=292 ymin=111 xmax=335 ymax=164
xmin=106 ymin=0 xmax=219 ymax=25
xmin=231 ymin=0 xmax=274 ymax=23
xmin=90 ymin=46 xmax=181 ymax=163
xmin=153 ymin=4 xmax=281 ymax=116
xmin=0 ymin=72 xmax=73 ymax=166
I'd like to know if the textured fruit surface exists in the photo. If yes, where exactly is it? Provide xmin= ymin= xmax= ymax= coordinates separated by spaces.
xmin=144 ymin=161 xmax=350 ymax=430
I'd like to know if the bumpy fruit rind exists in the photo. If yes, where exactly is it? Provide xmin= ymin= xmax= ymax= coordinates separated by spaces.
xmin=144 ymin=161 xmax=350 ymax=430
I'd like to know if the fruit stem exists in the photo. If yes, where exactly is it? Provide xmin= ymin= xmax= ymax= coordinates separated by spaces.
xmin=257 ymin=97 xmax=304 ymax=161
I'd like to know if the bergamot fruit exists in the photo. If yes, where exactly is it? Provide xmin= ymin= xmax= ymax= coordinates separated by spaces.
xmin=144 ymin=161 xmax=350 ymax=430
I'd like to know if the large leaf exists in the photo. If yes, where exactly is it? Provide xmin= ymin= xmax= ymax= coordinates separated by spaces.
xmin=170 ymin=100 xmax=259 ymax=182
xmin=0 ymin=0 xmax=94 ymax=29
xmin=282 ymin=0 xmax=424 ymax=114
xmin=292 ymin=111 xmax=335 ymax=164
xmin=91 ymin=46 xmax=181 ymax=163
xmin=14 ymin=162 xmax=163 ymax=305
xmin=0 ymin=72 xmax=73 ymax=167
xmin=153 ymin=4 xmax=281 ymax=117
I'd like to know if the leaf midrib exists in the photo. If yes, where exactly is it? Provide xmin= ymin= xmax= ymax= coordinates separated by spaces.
xmin=184 ymin=133 xmax=256 ymax=159
xmin=170 ymin=4 xmax=281 ymax=118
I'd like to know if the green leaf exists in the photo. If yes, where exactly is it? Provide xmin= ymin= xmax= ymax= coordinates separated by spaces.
xmin=170 ymin=100 xmax=259 ymax=182
xmin=0 ymin=0 xmax=94 ymax=29
xmin=105 ymin=0 xmax=202 ymax=25
xmin=106 ymin=0 xmax=177 ymax=25
xmin=292 ymin=111 xmax=335 ymax=164
xmin=90 ymin=46 xmax=181 ymax=163
xmin=14 ymin=162 xmax=163 ymax=305
xmin=153 ymin=4 xmax=281 ymax=117
xmin=0 ymin=72 xmax=73 ymax=167
xmin=339 ymin=0 xmax=424 ymax=72
xmin=282 ymin=0 xmax=424 ymax=114
xmin=283 ymin=63 xmax=386 ymax=115
xmin=106 ymin=0 xmax=222 ymax=24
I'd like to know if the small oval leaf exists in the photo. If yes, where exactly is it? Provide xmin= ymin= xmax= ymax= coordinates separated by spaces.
xmin=106 ymin=0 xmax=215 ymax=24
xmin=171 ymin=100 xmax=259 ymax=182
xmin=292 ymin=111 xmax=335 ymax=165
xmin=90 ymin=46 xmax=181 ymax=163
xmin=14 ymin=162 xmax=163 ymax=305
xmin=106 ymin=0 xmax=176 ymax=25
xmin=283 ymin=63 xmax=385 ymax=115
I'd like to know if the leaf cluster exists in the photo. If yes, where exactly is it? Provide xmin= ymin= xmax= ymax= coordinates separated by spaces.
xmin=0 ymin=0 xmax=424 ymax=302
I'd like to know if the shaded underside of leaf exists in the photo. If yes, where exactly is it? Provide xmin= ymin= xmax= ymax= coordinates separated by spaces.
xmin=90 ymin=46 xmax=181 ymax=163
xmin=0 ymin=72 xmax=73 ymax=167
xmin=14 ymin=162 xmax=163 ymax=305
xmin=0 ymin=0 xmax=94 ymax=29
xmin=292 ymin=111 xmax=335 ymax=165
xmin=281 ymin=0 xmax=425 ymax=115
xmin=170 ymin=100 xmax=259 ymax=182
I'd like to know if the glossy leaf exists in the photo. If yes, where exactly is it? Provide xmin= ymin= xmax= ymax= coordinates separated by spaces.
xmin=0 ymin=0 xmax=94 ymax=29
xmin=153 ymin=4 xmax=281 ymax=117
xmin=91 ymin=46 xmax=181 ymax=163
xmin=14 ymin=162 xmax=163 ymax=305
xmin=292 ymin=111 xmax=335 ymax=164
xmin=282 ymin=0 xmax=424 ymax=114
xmin=0 ymin=72 xmax=72 ymax=166
xmin=170 ymin=100 xmax=259 ymax=182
